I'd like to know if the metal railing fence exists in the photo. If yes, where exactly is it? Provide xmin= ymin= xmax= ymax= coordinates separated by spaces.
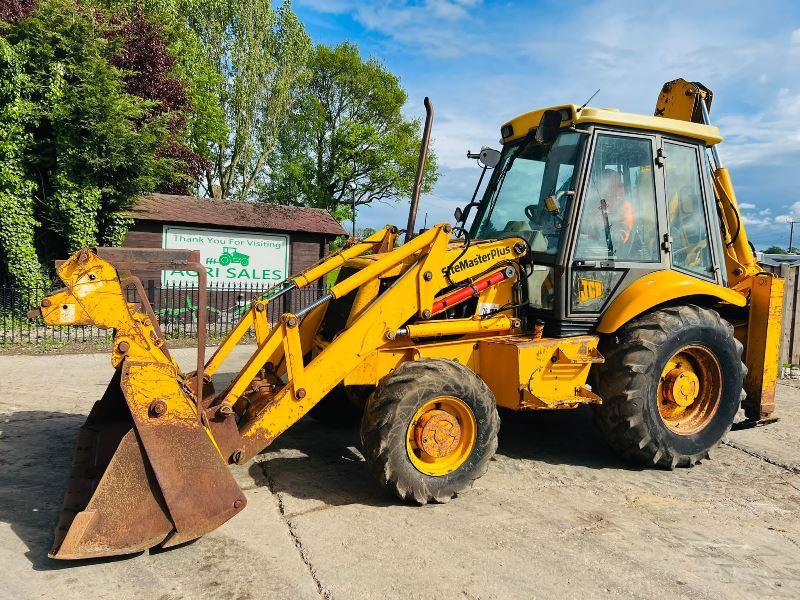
xmin=0 ymin=280 xmax=328 ymax=345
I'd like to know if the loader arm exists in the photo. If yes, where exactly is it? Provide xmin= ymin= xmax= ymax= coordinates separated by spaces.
xmin=212 ymin=223 xmax=526 ymax=462
xmin=34 ymin=223 xmax=526 ymax=558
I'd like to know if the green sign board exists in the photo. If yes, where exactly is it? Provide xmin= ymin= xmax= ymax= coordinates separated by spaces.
xmin=162 ymin=226 xmax=289 ymax=286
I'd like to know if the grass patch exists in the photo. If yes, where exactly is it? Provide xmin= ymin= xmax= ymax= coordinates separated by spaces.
xmin=327 ymin=268 xmax=341 ymax=286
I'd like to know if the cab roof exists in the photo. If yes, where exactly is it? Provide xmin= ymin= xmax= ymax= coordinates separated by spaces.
xmin=500 ymin=104 xmax=723 ymax=146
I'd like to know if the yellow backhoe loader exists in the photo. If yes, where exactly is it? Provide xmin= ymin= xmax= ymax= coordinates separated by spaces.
xmin=31 ymin=79 xmax=783 ymax=560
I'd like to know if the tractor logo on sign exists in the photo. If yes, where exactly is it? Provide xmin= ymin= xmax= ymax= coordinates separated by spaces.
xmin=215 ymin=247 xmax=250 ymax=267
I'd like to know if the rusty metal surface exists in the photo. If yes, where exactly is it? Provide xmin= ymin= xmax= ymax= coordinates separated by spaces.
xmin=118 ymin=271 xmax=174 ymax=363
xmin=40 ymin=248 xmax=246 ymax=559
xmin=120 ymin=362 xmax=246 ymax=547
xmin=49 ymin=370 xmax=174 ymax=559
xmin=93 ymin=247 xmax=201 ymax=265
xmin=185 ymin=371 xmax=216 ymax=408
xmin=207 ymin=405 xmax=244 ymax=463
xmin=50 ymin=359 xmax=247 ymax=559
xmin=96 ymin=247 xmax=208 ymax=407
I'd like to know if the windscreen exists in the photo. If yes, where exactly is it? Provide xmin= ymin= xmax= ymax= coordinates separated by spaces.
xmin=471 ymin=131 xmax=582 ymax=255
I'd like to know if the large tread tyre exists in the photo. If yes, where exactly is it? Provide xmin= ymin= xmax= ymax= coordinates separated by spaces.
xmin=595 ymin=304 xmax=744 ymax=469
xmin=360 ymin=358 xmax=499 ymax=504
xmin=308 ymin=386 xmax=367 ymax=428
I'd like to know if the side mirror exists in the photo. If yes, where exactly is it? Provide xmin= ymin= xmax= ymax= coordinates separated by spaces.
xmin=454 ymin=206 xmax=464 ymax=222
xmin=479 ymin=147 xmax=501 ymax=168
xmin=535 ymin=110 xmax=563 ymax=145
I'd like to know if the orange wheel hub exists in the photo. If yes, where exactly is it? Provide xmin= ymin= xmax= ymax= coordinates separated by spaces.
xmin=663 ymin=368 xmax=700 ymax=407
xmin=657 ymin=345 xmax=722 ymax=435
xmin=414 ymin=409 xmax=462 ymax=458
xmin=406 ymin=396 xmax=476 ymax=476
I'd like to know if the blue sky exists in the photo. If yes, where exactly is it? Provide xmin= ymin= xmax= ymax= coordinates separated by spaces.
xmin=295 ymin=0 xmax=800 ymax=250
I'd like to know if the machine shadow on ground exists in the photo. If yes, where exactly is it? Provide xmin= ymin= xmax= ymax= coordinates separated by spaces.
xmin=0 ymin=410 xmax=144 ymax=570
xmin=496 ymin=406 xmax=644 ymax=471
xmin=0 ymin=402 xmax=637 ymax=569
xmin=248 ymin=405 xmax=642 ymax=510
xmin=248 ymin=418 xmax=397 ymax=511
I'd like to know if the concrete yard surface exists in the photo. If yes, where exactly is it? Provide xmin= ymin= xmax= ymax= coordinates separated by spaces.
xmin=1 ymin=347 xmax=799 ymax=599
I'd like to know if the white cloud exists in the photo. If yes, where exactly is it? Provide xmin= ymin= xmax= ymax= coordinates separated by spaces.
xmin=779 ymin=202 xmax=800 ymax=219
xmin=429 ymin=112 xmax=497 ymax=170
xmin=741 ymin=213 xmax=773 ymax=227
xmin=299 ymin=0 xmax=487 ymax=58
xmin=301 ymin=0 xmax=800 ymax=249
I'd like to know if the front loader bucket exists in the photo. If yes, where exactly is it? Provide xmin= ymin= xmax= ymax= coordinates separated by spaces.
xmin=50 ymin=365 xmax=247 ymax=560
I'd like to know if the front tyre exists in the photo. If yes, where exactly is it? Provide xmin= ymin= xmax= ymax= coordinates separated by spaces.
xmin=360 ymin=358 xmax=499 ymax=504
xmin=595 ymin=304 xmax=744 ymax=469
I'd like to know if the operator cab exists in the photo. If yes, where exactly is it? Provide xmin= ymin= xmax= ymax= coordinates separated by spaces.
xmin=464 ymin=105 xmax=727 ymax=336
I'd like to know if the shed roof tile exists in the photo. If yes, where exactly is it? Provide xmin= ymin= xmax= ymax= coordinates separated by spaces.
xmin=130 ymin=194 xmax=346 ymax=236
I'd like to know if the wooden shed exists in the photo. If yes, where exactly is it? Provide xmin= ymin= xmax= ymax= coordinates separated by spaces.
xmin=123 ymin=194 xmax=346 ymax=287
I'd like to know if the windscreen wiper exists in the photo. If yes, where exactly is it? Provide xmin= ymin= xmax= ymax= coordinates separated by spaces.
xmin=600 ymin=198 xmax=615 ymax=257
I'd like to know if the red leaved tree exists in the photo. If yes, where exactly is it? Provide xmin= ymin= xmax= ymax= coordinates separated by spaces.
xmin=0 ymin=0 xmax=38 ymax=24
xmin=109 ymin=8 xmax=209 ymax=195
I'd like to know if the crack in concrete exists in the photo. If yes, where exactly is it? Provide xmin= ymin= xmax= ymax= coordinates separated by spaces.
xmin=723 ymin=440 xmax=800 ymax=474
xmin=258 ymin=461 xmax=332 ymax=600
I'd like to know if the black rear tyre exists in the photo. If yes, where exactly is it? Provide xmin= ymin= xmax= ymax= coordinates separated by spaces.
xmin=595 ymin=304 xmax=744 ymax=469
xmin=360 ymin=358 xmax=499 ymax=504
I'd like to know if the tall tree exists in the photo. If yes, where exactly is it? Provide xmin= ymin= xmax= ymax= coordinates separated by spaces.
xmin=109 ymin=6 xmax=211 ymax=195
xmin=100 ymin=0 xmax=228 ymax=192
xmin=263 ymin=42 xmax=439 ymax=217
xmin=0 ymin=37 xmax=46 ymax=290
xmin=186 ymin=0 xmax=311 ymax=200
xmin=0 ymin=0 xmax=174 ymax=285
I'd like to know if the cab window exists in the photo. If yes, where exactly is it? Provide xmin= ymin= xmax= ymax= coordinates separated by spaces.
xmin=574 ymin=134 xmax=660 ymax=262
xmin=664 ymin=142 xmax=714 ymax=278
xmin=473 ymin=131 xmax=582 ymax=254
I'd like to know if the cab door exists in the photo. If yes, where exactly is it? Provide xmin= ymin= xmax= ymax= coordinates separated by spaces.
xmin=566 ymin=130 xmax=668 ymax=320
xmin=662 ymin=139 xmax=724 ymax=284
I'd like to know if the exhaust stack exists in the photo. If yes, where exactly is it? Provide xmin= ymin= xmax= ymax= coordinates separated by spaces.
xmin=405 ymin=97 xmax=434 ymax=243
